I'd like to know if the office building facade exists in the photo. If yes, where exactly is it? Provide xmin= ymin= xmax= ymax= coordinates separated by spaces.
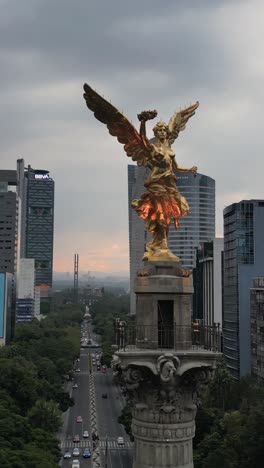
xmin=17 ymin=258 xmax=35 ymax=299
xmin=20 ymin=166 xmax=55 ymax=290
xmin=16 ymin=258 xmax=35 ymax=322
xmin=128 ymin=165 xmax=151 ymax=314
xmin=223 ymin=200 xmax=264 ymax=379
xmin=0 ymin=272 xmax=14 ymax=345
xmin=250 ymin=277 xmax=264 ymax=384
xmin=168 ymin=172 xmax=215 ymax=269
xmin=0 ymin=170 xmax=19 ymax=275
xmin=128 ymin=165 xmax=215 ymax=314
xmin=193 ymin=238 xmax=223 ymax=327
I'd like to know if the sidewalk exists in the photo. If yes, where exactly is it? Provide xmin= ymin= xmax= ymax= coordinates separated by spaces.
xmin=58 ymin=380 xmax=73 ymax=441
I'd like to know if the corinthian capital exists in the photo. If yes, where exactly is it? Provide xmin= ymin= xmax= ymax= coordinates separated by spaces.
xmin=157 ymin=353 xmax=181 ymax=383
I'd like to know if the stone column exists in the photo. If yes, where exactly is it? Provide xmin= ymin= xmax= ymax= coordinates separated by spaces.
xmin=116 ymin=355 xmax=213 ymax=468
xmin=113 ymin=262 xmax=221 ymax=468
xmin=132 ymin=405 xmax=195 ymax=468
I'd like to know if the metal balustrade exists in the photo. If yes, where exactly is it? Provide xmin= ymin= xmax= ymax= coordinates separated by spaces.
xmin=114 ymin=321 xmax=221 ymax=352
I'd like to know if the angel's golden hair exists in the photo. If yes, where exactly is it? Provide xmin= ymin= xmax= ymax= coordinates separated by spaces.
xmin=153 ymin=121 xmax=169 ymax=138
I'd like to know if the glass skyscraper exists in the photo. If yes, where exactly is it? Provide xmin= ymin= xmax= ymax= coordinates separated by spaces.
xmin=168 ymin=172 xmax=215 ymax=269
xmin=128 ymin=165 xmax=151 ymax=315
xmin=20 ymin=165 xmax=55 ymax=289
xmin=0 ymin=171 xmax=19 ymax=275
xmin=223 ymin=200 xmax=264 ymax=379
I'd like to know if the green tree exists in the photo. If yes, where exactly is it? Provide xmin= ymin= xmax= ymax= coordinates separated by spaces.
xmin=0 ymin=357 xmax=38 ymax=413
xmin=118 ymin=403 xmax=133 ymax=440
xmin=240 ymin=404 xmax=264 ymax=468
xmin=194 ymin=362 xmax=264 ymax=468
xmin=0 ymin=301 xmax=84 ymax=464
xmin=90 ymin=291 xmax=131 ymax=365
xmin=0 ymin=407 xmax=32 ymax=448
xmin=202 ymin=446 xmax=238 ymax=468
xmin=194 ymin=406 xmax=218 ymax=448
xmin=205 ymin=360 xmax=236 ymax=411
xmin=27 ymin=400 xmax=62 ymax=433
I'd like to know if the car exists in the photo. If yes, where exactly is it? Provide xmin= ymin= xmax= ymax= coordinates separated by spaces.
xmin=102 ymin=393 xmax=107 ymax=399
xmin=73 ymin=383 xmax=78 ymax=389
xmin=83 ymin=430 xmax=89 ymax=438
xmin=76 ymin=416 xmax=83 ymax=423
xmin=63 ymin=451 xmax=71 ymax=459
xmin=83 ymin=448 xmax=91 ymax=458
xmin=72 ymin=447 xmax=80 ymax=456
xmin=117 ymin=436 xmax=124 ymax=445
xmin=75 ymin=368 xmax=81 ymax=372
xmin=71 ymin=460 xmax=80 ymax=468
xmin=73 ymin=434 xmax=80 ymax=443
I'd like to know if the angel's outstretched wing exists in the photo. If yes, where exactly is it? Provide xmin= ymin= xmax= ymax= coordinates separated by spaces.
xmin=83 ymin=83 xmax=152 ymax=164
xmin=168 ymin=101 xmax=199 ymax=145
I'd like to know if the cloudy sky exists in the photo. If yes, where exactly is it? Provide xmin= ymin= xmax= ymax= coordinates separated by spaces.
xmin=1 ymin=0 xmax=264 ymax=274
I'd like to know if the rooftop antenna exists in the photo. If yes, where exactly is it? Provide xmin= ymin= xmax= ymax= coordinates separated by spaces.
xmin=73 ymin=253 xmax=79 ymax=304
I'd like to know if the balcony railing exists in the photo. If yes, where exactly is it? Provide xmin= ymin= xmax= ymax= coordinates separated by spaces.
xmin=114 ymin=321 xmax=221 ymax=352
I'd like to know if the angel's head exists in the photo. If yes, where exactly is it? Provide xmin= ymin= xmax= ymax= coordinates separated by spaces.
xmin=153 ymin=121 xmax=169 ymax=141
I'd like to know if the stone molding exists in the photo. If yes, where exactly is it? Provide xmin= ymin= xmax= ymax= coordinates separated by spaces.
xmin=113 ymin=351 xmax=214 ymax=421
xmin=132 ymin=419 xmax=195 ymax=442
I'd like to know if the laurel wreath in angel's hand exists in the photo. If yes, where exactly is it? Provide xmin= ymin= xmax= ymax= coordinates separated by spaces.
xmin=83 ymin=83 xmax=199 ymax=164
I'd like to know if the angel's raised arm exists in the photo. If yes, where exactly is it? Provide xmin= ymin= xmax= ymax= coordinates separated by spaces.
xmin=83 ymin=83 xmax=152 ymax=165
xmin=168 ymin=101 xmax=199 ymax=145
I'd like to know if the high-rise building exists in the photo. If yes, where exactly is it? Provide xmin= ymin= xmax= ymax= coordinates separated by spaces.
xmin=16 ymin=159 xmax=27 ymax=258
xmin=19 ymin=165 xmax=55 ymax=292
xmin=0 ymin=170 xmax=19 ymax=275
xmin=0 ymin=272 xmax=14 ymax=345
xmin=168 ymin=172 xmax=215 ymax=269
xmin=34 ymin=286 xmax=41 ymax=318
xmin=128 ymin=165 xmax=215 ymax=314
xmin=223 ymin=200 xmax=264 ymax=379
xmin=193 ymin=238 xmax=223 ymax=327
xmin=250 ymin=277 xmax=264 ymax=384
xmin=128 ymin=165 xmax=151 ymax=315
xmin=17 ymin=258 xmax=35 ymax=299
xmin=16 ymin=258 xmax=35 ymax=322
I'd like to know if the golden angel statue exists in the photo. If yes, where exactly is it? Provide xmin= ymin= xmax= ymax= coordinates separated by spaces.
xmin=83 ymin=83 xmax=199 ymax=262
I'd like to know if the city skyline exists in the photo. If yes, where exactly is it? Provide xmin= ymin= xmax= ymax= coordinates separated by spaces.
xmin=1 ymin=0 xmax=264 ymax=273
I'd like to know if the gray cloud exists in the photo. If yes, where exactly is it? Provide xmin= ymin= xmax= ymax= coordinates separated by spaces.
xmin=0 ymin=0 xmax=263 ymax=271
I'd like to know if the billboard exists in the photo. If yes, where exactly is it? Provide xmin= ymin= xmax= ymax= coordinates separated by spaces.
xmin=0 ymin=273 xmax=5 ymax=338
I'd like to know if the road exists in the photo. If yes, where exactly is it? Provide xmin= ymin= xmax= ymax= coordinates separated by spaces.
xmin=94 ymin=367 xmax=133 ymax=468
xmin=59 ymin=323 xmax=133 ymax=468
xmin=60 ymin=348 xmax=92 ymax=467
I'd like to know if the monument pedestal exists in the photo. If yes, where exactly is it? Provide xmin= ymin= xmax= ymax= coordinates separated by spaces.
xmin=113 ymin=262 xmax=220 ymax=468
